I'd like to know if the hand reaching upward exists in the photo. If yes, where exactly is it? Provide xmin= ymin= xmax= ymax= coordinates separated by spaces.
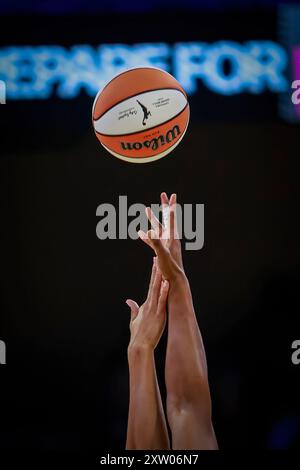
xmin=126 ymin=258 xmax=169 ymax=351
xmin=133 ymin=192 xmax=218 ymax=450
xmin=138 ymin=193 xmax=184 ymax=281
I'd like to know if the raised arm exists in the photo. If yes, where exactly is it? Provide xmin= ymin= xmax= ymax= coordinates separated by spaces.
xmin=139 ymin=193 xmax=218 ymax=450
xmin=126 ymin=258 xmax=170 ymax=450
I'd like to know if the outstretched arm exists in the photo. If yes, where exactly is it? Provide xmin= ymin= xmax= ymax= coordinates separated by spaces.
xmin=165 ymin=270 xmax=217 ymax=450
xmin=139 ymin=193 xmax=218 ymax=450
xmin=126 ymin=259 xmax=170 ymax=450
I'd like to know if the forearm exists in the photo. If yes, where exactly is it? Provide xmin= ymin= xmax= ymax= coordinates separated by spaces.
xmin=166 ymin=272 xmax=210 ymax=412
xmin=165 ymin=272 xmax=217 ymax=449
xmin=126 ymin=345 xmax=170 ymax=450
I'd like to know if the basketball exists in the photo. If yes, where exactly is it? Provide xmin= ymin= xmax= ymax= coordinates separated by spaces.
xmin=92 ymin=67 xmax=189 ymax=163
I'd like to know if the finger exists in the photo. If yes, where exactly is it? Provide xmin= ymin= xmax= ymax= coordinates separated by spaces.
xmin=138 ymin=229 xmax=157 ymax=255
xmin=157 ymin=280 xmax=169 ymax=314
xmin=125 ymin=299 xmax=139 ymax=321
xmin=149 ymin=263 xmax=162 ymax=306
xmin=160 ymin=193 xmax=170 ymax=230
xmin=169 ymin=193 xmax=176 ymax=206
xmin=145 ymin=206 xmax=163 ymax=237
xmin=169 ymin=205 xmax=175 ymax=240
xmin=147 ymin=229 xmax=162 ymax=243
xmin=137 ymin=229 xmax=153 ymax=248
xmin=169 ymin=193 xmax=177 ymax=240
xmin=160 ymin=192 xmax=169 ymax=206
xmin=146 ymin=257 xmax=157 ymax=299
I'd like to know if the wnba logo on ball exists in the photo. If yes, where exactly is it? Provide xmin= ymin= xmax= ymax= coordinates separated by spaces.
xmin=120 ymin=125 xmax=181 ymax=151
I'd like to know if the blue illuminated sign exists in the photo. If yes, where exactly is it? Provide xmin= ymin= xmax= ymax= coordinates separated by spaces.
xmin=0 ymin=41 xmax=288 ymax=100
xmin=278 ymin=4 xmax=300 ymax=122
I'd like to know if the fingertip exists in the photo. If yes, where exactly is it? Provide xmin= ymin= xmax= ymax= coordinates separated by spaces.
xmin=161 ymin=192 xmax=169 ymax=204
xmin=170 ymin=193 xmax=177 ymax=205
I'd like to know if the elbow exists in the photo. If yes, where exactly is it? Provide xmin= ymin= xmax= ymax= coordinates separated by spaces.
xmin=167 ymin=376 xmax=213 ymax=421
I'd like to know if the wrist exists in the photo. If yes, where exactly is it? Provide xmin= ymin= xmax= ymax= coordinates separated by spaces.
xmin=128 ymin=342 xmax=154 ymax=358
xmin=169 ymin=269 xmax=189 ymax=289
xmin=168 ymin=270 xmax=194 ymax=312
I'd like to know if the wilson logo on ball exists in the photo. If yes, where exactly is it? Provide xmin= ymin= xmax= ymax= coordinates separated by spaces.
xmin=120 ymin=125 xmax=181 ymax=151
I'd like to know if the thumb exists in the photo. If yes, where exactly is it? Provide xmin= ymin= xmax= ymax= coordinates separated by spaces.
xmin=147 ymin=229 xmax=169 ymax=259
xmin=125 ymin=299 xmax=139 ymax=321
xmin=157 ymin=280 xmax=169 ymax=315
xmin=137 ymin=229 xmax=153 ymax=249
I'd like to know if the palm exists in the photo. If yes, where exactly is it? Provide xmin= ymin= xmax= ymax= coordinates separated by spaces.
xmin=130 ymin=303 xmax=166 ymax=349
xmin=126 ymin=259 xmax=169 ymax=350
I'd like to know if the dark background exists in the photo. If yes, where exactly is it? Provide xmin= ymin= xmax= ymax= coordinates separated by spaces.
xmin=0 ymin=1 xmax=300 ymax=452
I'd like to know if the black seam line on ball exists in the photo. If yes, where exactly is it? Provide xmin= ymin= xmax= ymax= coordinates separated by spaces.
xmin=93 ymin=87 xmax=188 ymax=121
xmin=94 ymin=103 xmax=189 ymax=137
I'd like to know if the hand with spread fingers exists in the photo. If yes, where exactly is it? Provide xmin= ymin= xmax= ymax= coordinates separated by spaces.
xmin=138 ymin=193 xmax=184 ymax=281
xmin=139 ymin=192 xmax=183 ymax=269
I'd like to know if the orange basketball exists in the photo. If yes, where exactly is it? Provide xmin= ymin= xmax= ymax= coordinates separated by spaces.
xmin=92 ymin=67 xmax=189 ymax=163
